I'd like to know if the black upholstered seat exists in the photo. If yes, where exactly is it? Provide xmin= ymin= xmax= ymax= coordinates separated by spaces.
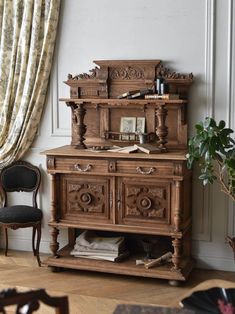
xmin=0 ymin=205 xmax=42 ymax=223
xmin=0 ymin=161 xmax=42 ymax=266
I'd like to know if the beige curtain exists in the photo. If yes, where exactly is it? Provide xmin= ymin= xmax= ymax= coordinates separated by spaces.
xmin=0 ymin=0 xmax=60 ymax=168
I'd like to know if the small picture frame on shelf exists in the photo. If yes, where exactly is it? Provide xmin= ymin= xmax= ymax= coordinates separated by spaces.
xmin=136 ymin=117 xmax=146 ymax=134
xmin=120 ymin=117 xmax=136 ymax=140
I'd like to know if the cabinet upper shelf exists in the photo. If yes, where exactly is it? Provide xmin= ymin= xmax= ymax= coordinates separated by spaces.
xmin=60 ymin=60 xmax=193 ymax=151
xmin=64 ymin=59 xmax=193 ymax=100
xmin=59 ymin=98 xmax=188 ymax=106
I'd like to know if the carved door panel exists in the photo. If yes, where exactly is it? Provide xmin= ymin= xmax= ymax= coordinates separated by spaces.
xmin=117 ymin=177 xmax=172 ymax=228
xmin=60 ymin=174 xmax=114 ymax=225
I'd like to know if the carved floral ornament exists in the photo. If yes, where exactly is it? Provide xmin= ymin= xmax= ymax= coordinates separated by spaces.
xmin=109 ymin=66 xmax=145 ymax=80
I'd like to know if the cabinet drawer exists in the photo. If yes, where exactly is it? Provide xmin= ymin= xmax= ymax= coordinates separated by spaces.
xmin=116 ymin=160 xmax=174 ymax=177
xmin=54 ymin=157 xmax=108 ymax=173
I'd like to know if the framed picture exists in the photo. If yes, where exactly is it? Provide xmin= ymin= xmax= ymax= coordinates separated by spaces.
xmin=120 ymin=117 xmax=136 ymax=140
xmin=136 ymin=117 xmax=146 ymax=133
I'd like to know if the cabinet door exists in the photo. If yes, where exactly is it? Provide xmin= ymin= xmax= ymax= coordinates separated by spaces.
xmin=60 ymin=174 xmax=114 ymax=225
xmin=117 ymin=177 xmax=172 ymax=228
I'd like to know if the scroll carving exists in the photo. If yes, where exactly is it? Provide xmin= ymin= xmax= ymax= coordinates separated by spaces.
xmin=156 ymin=63 xmax=193 ymax=80
xmin=68 ymin=67 xmax=99 ymax=80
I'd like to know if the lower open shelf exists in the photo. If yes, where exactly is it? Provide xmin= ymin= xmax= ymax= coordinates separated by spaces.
xmin=43 ymin=245 xmax=194 ymax=282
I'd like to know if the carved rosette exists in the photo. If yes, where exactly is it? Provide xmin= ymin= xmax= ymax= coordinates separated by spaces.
xmin=110 ymin=66 xmax=145 ymax=80
xmin=125 ymin=186 xmax=167 ymax=219
xmin=67 ymin=183 xmax=105 ymax=214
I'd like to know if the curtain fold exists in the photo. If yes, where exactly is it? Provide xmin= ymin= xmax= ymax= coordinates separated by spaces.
xmin=0 ymin=0 xmax=60 ymax=167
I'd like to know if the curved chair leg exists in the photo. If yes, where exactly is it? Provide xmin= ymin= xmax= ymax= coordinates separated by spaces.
xmin=35 ymin=223 xmax=42 ymax=267
xmin=32 ymin=226 xmax=36 ymax=256
xmin=4 ymin=227 xmax=8 ymax=256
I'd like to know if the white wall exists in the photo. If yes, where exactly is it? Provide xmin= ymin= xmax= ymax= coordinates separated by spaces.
xmin=3 ymin=0 xmax=235 ymax=272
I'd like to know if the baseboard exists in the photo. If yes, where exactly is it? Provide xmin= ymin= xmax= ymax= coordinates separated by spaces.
xmin=0 ymin=237 xmax=67 ymax=254
xmin=193 ymin=254 xmax=235 ymax=272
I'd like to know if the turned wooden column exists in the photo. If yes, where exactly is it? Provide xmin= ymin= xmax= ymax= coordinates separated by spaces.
xmin=155 ymin=103 xmax=168 ymax=151
xmin=50 ymin=173 xmax=57 ymax=223
xmin=67 ymin=101 xmax=87 ymax=149
xmin=171 ymin=237 xmax=182 ymax=272
xmin=174 ymin=180 xmax=182 ymax=232
xmin=50 ymin=227 xmax=59 ymax=258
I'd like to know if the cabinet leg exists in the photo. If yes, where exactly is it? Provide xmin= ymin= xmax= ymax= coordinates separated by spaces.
xmin=168 ymin=280 xmax=182 ymax=287
xmin=171 ymin=237 xmax=182 ymax=271
xmin=50 ymin=227 xmax=59 ymax=258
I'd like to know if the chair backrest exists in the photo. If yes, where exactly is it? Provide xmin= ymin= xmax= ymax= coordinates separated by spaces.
xmin=0 ymin=161 xmax=41 ymax=208
xmin=0 ymin=288 xmax=69 ymax=314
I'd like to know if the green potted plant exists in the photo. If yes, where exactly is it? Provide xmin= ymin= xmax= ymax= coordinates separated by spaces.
xmin=187 ymin=117 xmax=235 ymax=200
xmin=186 ymin=117 xmax=235 ymax=252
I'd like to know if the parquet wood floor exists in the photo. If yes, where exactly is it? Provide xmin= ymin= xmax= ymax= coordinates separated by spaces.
xmin=1 ymin=250 xmax=235 ymax=313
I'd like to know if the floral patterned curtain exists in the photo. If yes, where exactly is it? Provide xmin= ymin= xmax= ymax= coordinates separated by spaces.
xmin=0 ymin=0 xmax=60 ymax=168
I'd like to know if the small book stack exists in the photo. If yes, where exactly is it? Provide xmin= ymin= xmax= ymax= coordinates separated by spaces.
xmin=145 ymin=93 xmax=179 ymax=100
xmin=117 ymin=88 xmax=153 ymax=99
xmin=134 ymin=143 xmax=161 ymax=154
xmin=71 ymin=230 xmax=129 ymax=262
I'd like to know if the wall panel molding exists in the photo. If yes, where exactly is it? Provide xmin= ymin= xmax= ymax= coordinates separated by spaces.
xmin=205 ymin=0 xmax=215 ymax=118
xmin=192 ymin=0 xmax=215 ymax=242
xmin=226 ymin=0 xmax=235 ymax=238
xmin=226 ymin=0 xmax=234 ymax=127
xmin=50 ymin=48 xmax=71 ymax=137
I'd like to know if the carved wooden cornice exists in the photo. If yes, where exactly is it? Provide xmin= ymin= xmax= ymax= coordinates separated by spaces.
xmin=67 ymin=60 xmax=193 ymax=83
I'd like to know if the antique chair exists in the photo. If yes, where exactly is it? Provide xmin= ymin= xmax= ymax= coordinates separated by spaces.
xmin=0 ymin=288 xmax=69 ymax=314
xmin=0 ymin=161 xmax=43 ymax=266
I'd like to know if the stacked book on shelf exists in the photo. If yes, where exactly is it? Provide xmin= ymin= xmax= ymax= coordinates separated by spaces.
xmin=117 ymin=88 xmax=153 ymax=99
xmin=70 ymin=230 xmax=129 ymax=262
xmin=145 ymin=93 xmax=179 ymax=100
xmin=117 ymin=88 xmax=180 ymax=100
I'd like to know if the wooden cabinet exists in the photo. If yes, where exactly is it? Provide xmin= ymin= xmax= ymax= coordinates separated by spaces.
xmin=42 ymin=60 xmax=194 ymax=285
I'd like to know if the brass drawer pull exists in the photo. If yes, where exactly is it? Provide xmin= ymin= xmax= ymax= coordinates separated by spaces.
xmin=136 ymin=166 xmax=156 ymax=175
xmin=74 ymin=163 xmax=92 ymax=172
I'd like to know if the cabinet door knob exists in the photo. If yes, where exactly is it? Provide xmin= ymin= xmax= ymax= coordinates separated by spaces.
xmin=136 ymin=166 xmax=156 ymax=175
xmin=74 ymin=163 xmax=92 ymax=172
